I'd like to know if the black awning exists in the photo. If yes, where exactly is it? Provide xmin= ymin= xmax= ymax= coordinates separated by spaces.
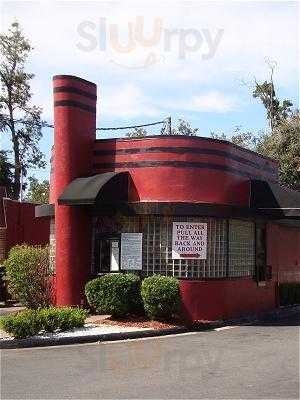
xmin=250 ymin=180 xmax=300 ymax=218
xmin=35 ymin=203 xmax=55 ymax=217
xmin=58 ymin=172 xmax=129 ymax=205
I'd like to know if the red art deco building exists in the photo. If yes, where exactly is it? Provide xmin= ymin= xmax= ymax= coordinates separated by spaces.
xmin=36 ymin=75 xmax=300 ymax=322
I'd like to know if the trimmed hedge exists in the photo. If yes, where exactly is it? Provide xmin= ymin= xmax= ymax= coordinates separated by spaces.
xmin=0 ymin=307 xmax=88 ymax=339
xmin=0 ymin=309 xmax=41 ymax=338
xmin=85 ymin=273 xmax=143 ymax=318
xmin=39 ymin=307 xmax=88 ymax=332
xmin=141 ymin=275 xmax=180 ymax=320
xmin=279 ymin=283 xmax=300 ymax=306
xmin=3 ymin=244 xmax=52 ymax=308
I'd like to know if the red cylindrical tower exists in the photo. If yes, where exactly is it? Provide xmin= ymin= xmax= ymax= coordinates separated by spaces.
xmin=49 ymin=145 xmax=55 ymax=204
xmin=53 ymin=75 xmax=97 ymax=305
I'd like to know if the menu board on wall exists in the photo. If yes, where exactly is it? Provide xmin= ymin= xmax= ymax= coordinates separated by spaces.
xmin=172 ymin=222 xmax=207 ymax=260
xmin=121 ymin=233 xmax=143 ymax=270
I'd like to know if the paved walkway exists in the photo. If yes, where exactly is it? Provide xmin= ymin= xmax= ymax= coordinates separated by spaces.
xmin=0 ymin=306 xmax=25 ymax=316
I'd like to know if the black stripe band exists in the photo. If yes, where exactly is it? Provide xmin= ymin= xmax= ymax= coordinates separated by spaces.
xmin=94 ymin=147 xmax=276 ymax=175
xmin=54 ymin=86 xmax=97 ymax=100
xmin=93 ymin=160 xmax=277 ymax=181
xmin=95 ymin=135 xmax=276 ymax=164
xmin=54 ymin=100 xmax=96 ymax=114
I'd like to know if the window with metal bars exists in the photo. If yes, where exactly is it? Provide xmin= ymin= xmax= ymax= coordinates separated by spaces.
xmin=93 ymin=215 xmax=256 ymax=278
xmin=228 ymin=220 xmax=255 ymax=277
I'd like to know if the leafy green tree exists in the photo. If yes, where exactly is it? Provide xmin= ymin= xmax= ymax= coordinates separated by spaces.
xmin=211 ymin=115 xmax=300 ymax=190
xmin=253 ymin=80 xmax=293 ymax=130
xmin=126 ymin=127 xmax=147 ymax=138
xmin=251 ymin=65 xmax=298 ymax=188
xmin=0 ymin=22 xmax=45 ymax=200
xmin=26 ymin=176 xmax=49 ymax=204
xmin=211 ymin=126 xmax=257 ymax=150
xmin=256 ymin=112 xmax=300 ymax=189
xmin=171 ymin=119 xmax=198 ymax=136
xmin=0 ymin=150 xmax=14 ymax=196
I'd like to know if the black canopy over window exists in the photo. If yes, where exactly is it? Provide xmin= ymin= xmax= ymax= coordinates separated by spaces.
xmin=250 ymin=180 xmax=300 ymax=218
xmin=37 ymin=177 xmax=300 ymax=221
xmin=58 ymin=172 xmax=129 ymax=205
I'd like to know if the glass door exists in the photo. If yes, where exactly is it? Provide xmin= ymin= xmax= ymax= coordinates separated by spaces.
xmin=95 ymin=236 xmax=120 ymax=274
xmin=110 ymin=240 xmax=120 ymax=271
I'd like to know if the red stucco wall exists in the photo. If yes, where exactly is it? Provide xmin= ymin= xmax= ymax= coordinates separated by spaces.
xmin=2 ymin=199 xmax=49 ymax=258
xmin=180 ymin=278 xmax=276 ymax=322
xmin=267 ymin=222 xmax=300 ymax=283
xmin=93 ymin=136 xmax=278 ymax=206
xmin=52 ymin=75 xmax=96 ymax=306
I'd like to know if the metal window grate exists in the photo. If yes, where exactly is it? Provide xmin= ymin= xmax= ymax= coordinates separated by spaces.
xmin=228 ymin=220 xmax=255 ymax=277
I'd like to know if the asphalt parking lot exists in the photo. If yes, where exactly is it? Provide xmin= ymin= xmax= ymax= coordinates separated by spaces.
xmin=1 ymin=311 xmax=299 ymax=399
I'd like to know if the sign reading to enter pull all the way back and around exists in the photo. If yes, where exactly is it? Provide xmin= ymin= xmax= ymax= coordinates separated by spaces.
xmin=172 ymin=222 xmax=208 ymax=260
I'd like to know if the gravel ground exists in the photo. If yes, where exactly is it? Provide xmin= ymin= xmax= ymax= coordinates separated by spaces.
xmin=0 ymin=312 xmax=182 ymax=342
xmin=0 ymin=322 xmax=152 ymax=342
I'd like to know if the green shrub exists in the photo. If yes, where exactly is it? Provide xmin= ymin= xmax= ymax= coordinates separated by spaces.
xmin=0 ymin=307 xmax=88 ymax=339
xmin=39 ymin=307 xmax=88 ymax=332
xmin=279 ymin=283 xmax=300 ymax=306
xmin=0 ymin=309 xmax=41 ymax=338
xmin=85 ymin=273 xmax=143 ymax=318
xmin=3 ymin=244 xmax=52 ymax=309
xmin=141 ymin=275 xmax=180 ymax=320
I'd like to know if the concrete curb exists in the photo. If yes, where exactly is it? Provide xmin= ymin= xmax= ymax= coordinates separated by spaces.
xmin=1 ymin=305 xmax=299 ymax=350
xmin=0 ymin=326 xmax=189 ymax=350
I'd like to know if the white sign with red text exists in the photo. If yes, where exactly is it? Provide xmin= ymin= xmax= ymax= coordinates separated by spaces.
xmin=172 ymin=222 xmax=207 ymax=260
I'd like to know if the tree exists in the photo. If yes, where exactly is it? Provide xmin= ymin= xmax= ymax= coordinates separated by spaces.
xmin=0 ymin=22 xmax=45 ymax=200
xmin=211 ymin=116 xmax=300 ymax=190
xmin=255 ymin=112 xmax=300 ymax=190
xmin=171 ymin=119 xmax=198 ymax=136
xmin=253 ymin=62 xmax=293 ymax=131
xmin=253 ymin=81 xmax=293 ymax=130
xmin=211 ymin=126 xmax=257 ymax=150
xmin=251 ymin=63 xmax=298 ymax=188
xmin=126 ymin=127 xmax=147 ymax=138
xmin=0 ymin=150 xmax=14 ymax=196
xmin=26 ymin=176 xmax=49 ymax=204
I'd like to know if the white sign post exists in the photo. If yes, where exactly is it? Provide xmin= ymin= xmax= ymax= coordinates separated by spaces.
xmin=121 ymin=233 xmax=143 ymax=270
xmin=172 ymin=222 xmax=207 ymax=260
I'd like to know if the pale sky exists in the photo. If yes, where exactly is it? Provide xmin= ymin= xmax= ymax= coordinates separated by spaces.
xmin=0 ymin=0 xmax=299 ymax=181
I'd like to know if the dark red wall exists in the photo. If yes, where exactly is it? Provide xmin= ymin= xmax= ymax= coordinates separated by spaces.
xmin=267 ymin=223 xmax=300 ymax=283
xmin=3 ymin=199 xmax=49 ymax=256
xmin=93 ymin=136 xmax=278 ymax=206
xmin=180 ymin=278 xmax=276 ymax=322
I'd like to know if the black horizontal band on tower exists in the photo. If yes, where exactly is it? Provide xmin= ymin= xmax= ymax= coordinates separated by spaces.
xmin=54 ymin=86 xmax=97 ymax=100
xmin=53 ymin=75 xmax=97 ymax=87
xmin=93 ymin=147 xmax=276 ymax=175
xmin=54 ymin=100 xmax=96 ymax=114
xmin=93 ymin=160 xmax=277 ymax=181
